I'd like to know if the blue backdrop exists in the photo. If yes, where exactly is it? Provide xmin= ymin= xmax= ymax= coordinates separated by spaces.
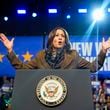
xmin=0 ymin=35 xmax=110 ymax=78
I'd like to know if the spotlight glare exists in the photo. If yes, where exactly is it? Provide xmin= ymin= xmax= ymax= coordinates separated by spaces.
xmin=4 ymin=16 xmax=8 ymax=21
xmin=66 ymin=15 xmax=71 ymax=19
xmin=48 ymin=9 xmax=57 ymax=13
xmin=32 ymin=13 xmax=37 ymax=17
xmin=108 ymin=8 xmax=110 ymax=12
xmin=17 ymin=9 xmax=26 ymax=14
xmin=78 ymin=9 xmax=87 ymax=13
xmin=92 ymin=9 xmax=105 ymax=21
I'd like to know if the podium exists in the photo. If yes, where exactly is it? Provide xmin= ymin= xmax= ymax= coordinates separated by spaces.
xmin=12 ymin=69 xmax=94 ymax=110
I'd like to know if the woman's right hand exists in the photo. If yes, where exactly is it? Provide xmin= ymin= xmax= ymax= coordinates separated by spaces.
xmin=0 ymin=33 xmax=14 ymax=53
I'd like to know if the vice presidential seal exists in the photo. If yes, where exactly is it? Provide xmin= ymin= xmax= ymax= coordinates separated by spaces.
xmin=36 ymin=75 xmax=67 ymax=106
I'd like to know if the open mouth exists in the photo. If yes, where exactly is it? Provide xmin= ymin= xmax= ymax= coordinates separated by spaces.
xmin=58 ymin=41 xmax=62 ymax=44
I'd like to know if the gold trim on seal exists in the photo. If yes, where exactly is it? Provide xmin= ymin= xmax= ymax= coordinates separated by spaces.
xmin=36 ymin=75 xmax=67 ymax=106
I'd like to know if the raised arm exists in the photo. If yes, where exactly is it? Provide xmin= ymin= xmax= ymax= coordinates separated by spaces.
xmin=0 ymin=33 xmax=14 ymax=53
xmin=0 ymin=33 xmax=38 ymax=69
xmin=77 ymin=37 xmax=110 ymax=72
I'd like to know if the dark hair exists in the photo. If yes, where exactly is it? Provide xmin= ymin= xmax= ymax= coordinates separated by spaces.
xmin=46 ymin=27 xmax=71 ymax=52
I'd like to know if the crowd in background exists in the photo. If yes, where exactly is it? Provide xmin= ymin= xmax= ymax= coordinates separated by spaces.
xmin=0 ymin=76 xmax=110 ymax=110
xmin=92 ymin=79 xmax=110 ymax=110
xmin=0 ymin=76 xmax=13 ymax=110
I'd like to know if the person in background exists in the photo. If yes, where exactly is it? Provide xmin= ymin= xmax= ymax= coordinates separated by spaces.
xmin=0 ymin=27 xmax=110 ymax=72
xmin=0 ymin=76 xmax=13 ymax=110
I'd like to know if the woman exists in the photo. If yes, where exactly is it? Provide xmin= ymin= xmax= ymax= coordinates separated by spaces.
xmin=0 ymin=27 xmax=110 ymax=72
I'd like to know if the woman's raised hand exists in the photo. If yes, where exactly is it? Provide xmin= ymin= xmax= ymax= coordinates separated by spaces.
xmin=0 ymin=33 xmax=14 ymax=53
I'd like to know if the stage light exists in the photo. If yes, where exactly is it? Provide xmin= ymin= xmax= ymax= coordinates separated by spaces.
xmin=78 ymin=9 xmax=87 ymax=13
xmin=92 ymin=9 xmax=105 ymax=21
xmin=32 ymin=13 xmax=37 ymax=17
xmin=66 ymin=15 xmax=71 ymax=19
xmin=17 ymin=9 xmax=26 ymax=14
xmin=108 ymin=8 xmax=110 ymax=12
xmin=48 ymin=9 xmax=57 ymax=13
xmin=4 ymin=16 xmax=8 ymax=21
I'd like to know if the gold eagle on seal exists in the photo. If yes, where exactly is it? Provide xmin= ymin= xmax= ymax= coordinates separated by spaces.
xmin=45 ymin=86 xmax=59 ymax=97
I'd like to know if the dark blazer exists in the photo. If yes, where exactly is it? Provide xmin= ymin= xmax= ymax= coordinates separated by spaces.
xmin=7 ymin=49 xmax=106 ymax=72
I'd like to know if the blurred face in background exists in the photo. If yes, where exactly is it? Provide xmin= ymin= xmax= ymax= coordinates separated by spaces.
xmin=52 ymin=29 xmax=65 ymax=49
